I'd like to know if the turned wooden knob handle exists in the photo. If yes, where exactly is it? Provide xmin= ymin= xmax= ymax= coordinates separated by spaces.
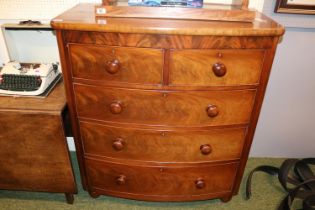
xmin=112 ymin=138 xmax=124 ymax=151
xmin=200 ymin=144 xmax=212 ymax=155
xmin=212 ymin=62 xmax=227 ymax=77
xmin=110 ymin=102 xmax=122 ymax=114
xmin=116 ymin=175 xmax=126 ymax=185
xmin=195 ymin=178 xmax=205 ymax=189
xmin=106 ymin=59 xmax=120 ymax=74
xmin=206 ymin=104 xmax=219 ymax=118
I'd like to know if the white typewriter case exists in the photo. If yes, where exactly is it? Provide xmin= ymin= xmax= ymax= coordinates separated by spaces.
xmin=0 ymin=23 xmax=61 ymax=96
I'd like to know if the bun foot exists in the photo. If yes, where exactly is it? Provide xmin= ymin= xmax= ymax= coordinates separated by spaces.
xmin=65 ymin=193 xmax=74 ymax=204
xmin=220 ymin=196 xmax=232 ymax=203
xmin=89 ymin=191 xmax=100 ymax=198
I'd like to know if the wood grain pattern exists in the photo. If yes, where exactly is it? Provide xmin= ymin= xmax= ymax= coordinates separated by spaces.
xmin=169 ymin=49 xmax=265 ymax=86
xmin=73 ymin=77 xmax=259 ymax=91
xmin=69 ymin=44 xmax=163 ymax=85
xmin=56 ymin=30 xmax=89 ymax=191
xmin=64 ymin=31 xmax=275 ymax=49
xmin=51 ymin=3 xmax=284 ymax=202
xmin=74 ymin=84 xmax=256 ymax=126
xmin=85 ymin=157 xmax=238 ymax=200
xmin=95 ymin=5 xmax=255 ymax=22
xmin=0 ymin=112 xmax=75 ymax=192
xmin=51 ymin=4 xmax=284 ymax=36
xmin=80 ymin=121 xmax=246 ymax=162
xmin=242 ymin=0 xmax=249 ymax=9
xmin=0 ymin=81 xmax=65 ymax=112
xmin=232 ymin=37 xmax=281 ymax=195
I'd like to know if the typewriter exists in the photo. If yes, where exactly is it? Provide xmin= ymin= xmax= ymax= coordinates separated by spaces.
xmin=0 ymin=61 xmax=61 ymax=96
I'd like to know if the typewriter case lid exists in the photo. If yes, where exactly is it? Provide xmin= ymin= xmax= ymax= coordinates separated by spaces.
xmin=0 ymin=22 xmax=62 ymax=98
xmin=1 ymin=22 xmax=60 ymax=65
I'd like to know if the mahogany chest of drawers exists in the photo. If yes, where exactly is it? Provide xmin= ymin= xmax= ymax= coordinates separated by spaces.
xmin=52 ymin=3 xmax=284 ymax=202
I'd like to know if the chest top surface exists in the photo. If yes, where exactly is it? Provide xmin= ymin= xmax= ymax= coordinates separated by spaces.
xmin=51 ymin=3 xmax=284 ymax=36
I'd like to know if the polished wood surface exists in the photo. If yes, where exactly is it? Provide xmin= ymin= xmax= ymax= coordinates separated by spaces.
xmin=80 ymin=121 xmax=246 ymax=162
xmin=85 ymin=157 xmax=238 ymax=200
xmin=232 ymin=37 xmax=281 ymax=195
xmin=95 ymin=4 xmax=255 ymax=22
xmin=0 ymin=80 xmax=66 ymax=112
xmin=69 ymin=44 xmax=163 ymax=85
xmin=0 ymin=82 xmax=77 ymax=203
xmin=52 ymin=3 xmax=284 ymax=202
xmin=65 ymin=31 xmax=276 ymax=49
xmin=242 ymin=0 xmax=249 ymax=9
xmin=169 ymin=49 xmax=264 ymax=86
xmin=101 ymin=0 xmax=250 ymax=8
xmin=0 ymin=112 xmax=75 ymax=192
xmin=56 ymin=31 xmax=89 ymax=191
xmin=51 ymin=4 xmax=284 ymax=36
xmin=74 ymin=84 xmax=256 ymax=126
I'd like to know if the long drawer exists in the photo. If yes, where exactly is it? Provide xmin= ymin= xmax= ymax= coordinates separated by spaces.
xmin=69 ymin=44 xmax=163 ymax=85
xmin=81 ymin=121 xmax=246 ymax=162
xmin=170 ymin=49 xmax=264 ymax=86
xmin=85 ymin=158 xmax=238 ymax=199
xmin=74 ymin=84 xmax=256 ymax=126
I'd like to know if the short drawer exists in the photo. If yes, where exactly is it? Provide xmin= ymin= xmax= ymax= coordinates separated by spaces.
xmin=81 ymin=121 xmax=246 ymax=162
xmin=85 ymin=158 xmax=238 ymax=197
xmin=74 ymin=84 xmax=256 ymax=126
xmin=69 ymin=44 xmax=163 ymax=85
xmin=169 ymin=49 xmax=264 ymax=86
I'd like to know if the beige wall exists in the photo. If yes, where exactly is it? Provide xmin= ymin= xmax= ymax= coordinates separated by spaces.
xmin=250 ymin=27 xmax=315 ymax=157
xmin=249 ymin=1 xmax=315 ymax=157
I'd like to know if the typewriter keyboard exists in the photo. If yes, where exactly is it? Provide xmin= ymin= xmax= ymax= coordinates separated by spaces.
xmin=0 ymin=74 xmax=42 ymax=91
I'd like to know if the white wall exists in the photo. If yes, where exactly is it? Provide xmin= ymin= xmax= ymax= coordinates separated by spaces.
xmin=250 ymin=28 xmax=315 ymax=157
xmin=0 ymin=0 xmax=101 ymax=20
xmin=0 ymin=22 xmax=10 ymax=65
xmin=0 ymin=0 xmax=314 ymax=157
xmin=249 ymin=1 xmax=315 ymax=157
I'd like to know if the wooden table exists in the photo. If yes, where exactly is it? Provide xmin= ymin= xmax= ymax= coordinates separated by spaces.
xmin=0 ymin=81 xmax=77 ymax=204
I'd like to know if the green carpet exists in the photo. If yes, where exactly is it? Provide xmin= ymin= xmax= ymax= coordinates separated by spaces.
xmin=0 ymin=154 xmax=297 ymax=210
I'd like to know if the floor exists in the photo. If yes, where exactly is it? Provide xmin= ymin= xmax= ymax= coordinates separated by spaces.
xmin=0 ymin=155 xmax=297 ymax=210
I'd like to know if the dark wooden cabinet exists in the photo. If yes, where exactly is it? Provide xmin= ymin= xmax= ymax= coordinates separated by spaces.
xmin=51 ymin=4 xmax=284 ymax=202
xmin=0 ymin=82 xmax=77 ymax=204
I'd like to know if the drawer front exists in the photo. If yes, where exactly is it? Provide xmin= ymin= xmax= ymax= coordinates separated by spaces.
xmin=81 ymin=121 xmax=246 ymax=162
xmin=85 ymin=158 xmax=238 ymax=196
xmin=69 ymin=44 xmax=163 ymax=84
xmin=169 ymin=49 xmax=264 ymax=86
xmin=74 ymin=84 xmax=256 ymax=126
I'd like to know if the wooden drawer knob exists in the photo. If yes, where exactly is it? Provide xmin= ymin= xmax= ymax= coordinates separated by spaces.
xmin=106 ymin=59 xmax=120 ymax=74
xmin=195 ymin=178 xmax=205 ymax=189
xmin=212 ymin=62 xmax=227 ymax=77
xmin=112 ymin=138 xmax=124 ymax=151
xmin=206 ymin=104 xmax=219 ymax=118
xmin=110 ymin=102 xmax=123 ymax=114
xmin=116 ymin=175 xmax=126 ymax=185
xmin=200 ymin=144 xmax=212 ymax=155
